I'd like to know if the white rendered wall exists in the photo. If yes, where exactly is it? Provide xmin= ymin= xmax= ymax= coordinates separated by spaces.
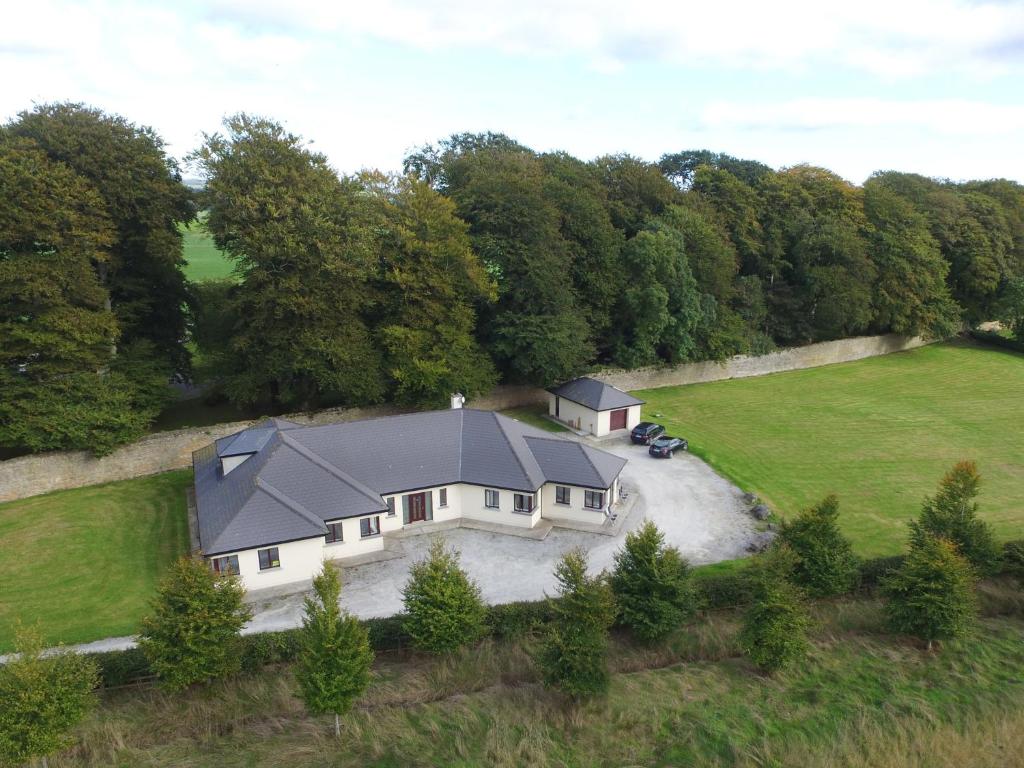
xmin=540 ymin=482 xmax=612 ymax=523
xmin=227 ymin=536 xmax=327 ymax=591
xmin=548 ymin=395 xmax=600 ymax=435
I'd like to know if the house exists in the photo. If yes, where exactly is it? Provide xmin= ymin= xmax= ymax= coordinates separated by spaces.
xmin=192 ymin=408 xmax=627 ymax=589
xmin=546 ymin=377 xmax=644 ymax=437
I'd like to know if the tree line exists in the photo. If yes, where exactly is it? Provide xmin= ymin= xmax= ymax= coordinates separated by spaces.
xmin=3 ymin=104 xmax=1024 ymax=454
xmin=3 ymin=461 xmax=1019 ymax=765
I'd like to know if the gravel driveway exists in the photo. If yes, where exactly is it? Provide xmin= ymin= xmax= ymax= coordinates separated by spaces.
xmin=245 ymin=436 xmax=758 ymax=634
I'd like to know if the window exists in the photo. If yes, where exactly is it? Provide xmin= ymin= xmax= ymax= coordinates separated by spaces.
xmin=360 ymin=516 xmax=381 ymax=538
xmin=258 ymin=547 xmax=280 ymax=570
xmin=514 ymin=493 xmax=535 ymax=513
xmin=325 ymin=522 xmax=343 ymax=544
xmin=584 ymin=490 xmax=604 ymax=510
xmin=484 ymin=489 xmax=499 ymax=509
xmin=439 ymin=488 xmax=448 ymax=507
xmin=386 ymin=497 xmax=396 ymax=517
xmin=555 ymin=486 xmax=571 ymax=505
xmin=211 ymin=555 xmax=239 ymax=575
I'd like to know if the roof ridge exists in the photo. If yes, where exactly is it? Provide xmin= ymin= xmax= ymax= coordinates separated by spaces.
xmin=491 ymin=411 xmax=534 ymax=489
xmin=255 ymin=477 xmax=327 ymax=532
xmin=278 ymin=432 xmax=385 ymax=508
xmin=575 ymin=441 xmax=603 ymax=481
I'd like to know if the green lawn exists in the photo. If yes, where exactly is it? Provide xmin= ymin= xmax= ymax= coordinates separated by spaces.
xmin=500 ymin=405 xmax=569 ymax=433
xmin=181 ymin=219 xmax=234 ymax=282
xmin=0 ymin=472 xmax=192 ymax=651
xmin=637 ymin=341 xmax=1024 ymax=557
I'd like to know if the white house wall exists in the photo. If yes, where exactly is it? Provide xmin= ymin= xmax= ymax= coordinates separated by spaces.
xmin=547 ymin=395 xmax=642 ymax=436
xmin=540 ymin=482 xmax=613 ymax=524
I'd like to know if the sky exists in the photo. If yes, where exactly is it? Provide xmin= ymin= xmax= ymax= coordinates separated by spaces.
xmin=3 ymin=0 xmax=1024 ymax=184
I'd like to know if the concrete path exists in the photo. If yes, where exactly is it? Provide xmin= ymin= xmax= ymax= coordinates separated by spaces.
xmin=15 ymin=436 xmax=759 ymax=658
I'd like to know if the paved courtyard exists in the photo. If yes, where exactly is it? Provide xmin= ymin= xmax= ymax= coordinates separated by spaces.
xmin=245 ymin=436 xmax=759 ymax=635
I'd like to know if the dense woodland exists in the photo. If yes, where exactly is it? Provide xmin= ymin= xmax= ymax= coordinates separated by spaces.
xmin=2 ymin=104 xmax=1024 ymax=454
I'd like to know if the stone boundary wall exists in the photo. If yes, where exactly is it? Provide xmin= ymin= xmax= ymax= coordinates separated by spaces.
xmin=0 ymin=335 xmax=926 ymax=503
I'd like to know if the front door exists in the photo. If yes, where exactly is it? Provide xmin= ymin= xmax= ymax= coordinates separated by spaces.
xmin=609 ymin=408 xmax=628 ymax=430
xmin=408 ymin=492 xmax=427 ymax=523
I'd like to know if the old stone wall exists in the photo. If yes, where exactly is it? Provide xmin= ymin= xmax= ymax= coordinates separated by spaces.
xmin=0 ymin=335 xmax=928 ymax=503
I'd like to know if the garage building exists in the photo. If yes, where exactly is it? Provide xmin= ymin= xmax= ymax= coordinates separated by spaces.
xmin=546 ymin=377 xmax=644 ymax=437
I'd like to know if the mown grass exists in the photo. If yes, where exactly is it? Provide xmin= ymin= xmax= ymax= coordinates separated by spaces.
xmin=0 ymin=472 xmax=192 ymax=650
xmin=53 ymin=586 xmax=1024 ymax=767
xmin=500 ymin=404 xmax=570 ymax=433
xmin=637 ymin=341 xmax=1024 ymax=557
xmin=181 ymin=218 xmax=234 ymax=282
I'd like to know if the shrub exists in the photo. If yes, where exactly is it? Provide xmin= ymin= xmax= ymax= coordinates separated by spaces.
xmin=910 ymin=461 xmax=1001 ymax=576
xmin=91 ymin=647 xmax=153 ymax=687
xmin=0 ymin=627 xmax=99 ymax=768
xmin=401 ymin=539 xmax=487 ymax=654
xmin=239 ymin=630 xmax=302 ymax=673
xmin=778 ymin=494 xmax=859 ymax=596
xmin=1003 ymin=540 xmax=1024 ymax=586
xmin=137 ymin=556 xmax=252 ymax=691
xmin=295 ymin=564 xmax=374 ymax=737
xmin=537 ymin=549 xmax=616 ymax=699
xmin=363 ymin=615 xmax=410 ymax=651
xmin=882 ymin=536 xmax=977 ymax=649
xmin=693 ymin=569 xmax=756 ymax=609
xmin=610 ymin=521 xmax=697 ymax=641
xmin=737 ymin=553 xmax=810 ymax=674
xmin=487 ymin=600 xmax=555 ymax=640
xmin=857 ymin=555 xmax=906 ymax=591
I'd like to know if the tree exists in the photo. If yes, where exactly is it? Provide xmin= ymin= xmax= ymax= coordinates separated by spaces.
xmin=0 ymin=139 xmax=167 ymax=454
xmin=537 ymin=548 xmax=616 ymax=699
xmin=193 ymin=114 xmax=384 ymax=409
xmin=863 ymin=180 xmax=960 ymax=338
xmin=363 ymin=173 xmax=497 ymax=407
xmin=909 ymin=461 xmax=1001 ymax=577
xmin=295 ymin=563 xmax=374 ymax=738
xmin=401 ymin=539 xmax=487 ymax=654
xmin=659 ymin=149 xmax=772 ymax=189
xmin=138 ymin=556 xmax=252 ymax=691
xmin=996 ymin=276 xmax=1024 ymax=340
xmin=738 ymin=551 xmax=811 ymax=674
xmin=7 ymin=103 xmax=194 ymax=376
xmin=0 ymin=627 xmax=99 ymax=768
xmin=610 ymin=521 xmax=696 ymax=642
xmin=882 ymin=536 xmax=976 ymax=649
xmin=592 ymin=154 xmax=680 ymax=237
xmin=778 ymin=494 xmax=860 ymax=597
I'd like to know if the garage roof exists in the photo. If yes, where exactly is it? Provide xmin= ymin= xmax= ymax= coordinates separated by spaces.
xmin=547 ymin=377 xmax=644 ymax=411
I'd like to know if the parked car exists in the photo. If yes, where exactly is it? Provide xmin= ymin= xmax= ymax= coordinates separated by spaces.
xmin=648 ymin=436 xmax=688 ymax=457
xmin=630 ymin=421 xmax=666 ymax=445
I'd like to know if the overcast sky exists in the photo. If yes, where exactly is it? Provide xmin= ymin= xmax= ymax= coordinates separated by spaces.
xmin=3 ymin=0 xmax=1024 ymax=183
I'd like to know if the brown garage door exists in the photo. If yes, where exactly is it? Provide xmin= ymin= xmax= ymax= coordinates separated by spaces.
xmin=609 ymin=409 xmax=627 ymax=430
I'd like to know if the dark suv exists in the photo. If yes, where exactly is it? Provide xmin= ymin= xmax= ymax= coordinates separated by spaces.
xmin=630 ymin=422 xmax=665 ymax=445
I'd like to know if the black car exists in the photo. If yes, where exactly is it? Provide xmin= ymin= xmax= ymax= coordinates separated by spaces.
xmin=630 ymin=421 xmax=666 ymax=445
xmin=648 ymin=436 xmax=688 ymax=457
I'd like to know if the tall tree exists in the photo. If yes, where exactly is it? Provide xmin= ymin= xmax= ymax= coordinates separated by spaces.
xmin=295 ymin=563 xmax=374 ymax=738
xmin=659 ymin=149 xmax=772 ymax=189
xmin=0 ymin=627 xmax=99 ymax=768
xmin=138 ymin=556 xmax=252 ymax=691
xmin=863 ymin=180 xmax=959 ymax=337
xmin=909 ymin=461 xmax=1001 ymax=577
xmin=592 ymin=153 xmax=680 ymax=237
xmin=0 ymin=139 xmax=166 ymax=454
xmin=7 ymin=103 xmax=193 ymax=375
xmin=407 ymin=134 xmax=594 ymax=384
xmin=738 ymin=546 xmax=810 ymax=674
xmin=194 ymin=114 xmax=384 ymax=408
xmin=362 ymin=173 xmax=497 ymax=407
xmin=610 ymin=521 xmax=696 ymax=642
xmin=538 ymin=549 xmax=616 ymax=699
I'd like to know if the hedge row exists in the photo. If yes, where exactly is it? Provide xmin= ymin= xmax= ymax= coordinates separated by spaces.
xmin=89 ymin=544 xmax=1022 ymax=688
xmin=969 ymin=329 xmax=1024 ymax=353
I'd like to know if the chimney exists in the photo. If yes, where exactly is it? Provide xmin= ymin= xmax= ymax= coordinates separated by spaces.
xmin=450 ymin=392 xmax=466 ymax=410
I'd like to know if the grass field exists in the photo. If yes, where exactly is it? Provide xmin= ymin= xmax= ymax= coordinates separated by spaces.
xmin=0 ymin=472 xmax=191 ymax=651
xmin=181 ymin=218 xmax=234 ymax=282
xmin=52 ymin=586 xmax=1024 ymax=767
xmin=500 ymin=404 xmax=569 ymax=433
xmin=637 ymin=340 xmax=1024 ymax=557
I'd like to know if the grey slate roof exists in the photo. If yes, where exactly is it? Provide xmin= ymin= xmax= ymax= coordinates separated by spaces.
xmin=547 ymin=377 xmax=644 ymax=411
xmin=193 ymin=410 xmax=627 ymax=556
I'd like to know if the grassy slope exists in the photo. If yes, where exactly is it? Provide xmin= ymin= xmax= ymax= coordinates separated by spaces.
xmin=0 ymin=472 xmax=192 ymax=650
xmin=55 ymin=587 xmax=1024 ymax=767
xmin=500 ymin=405 xmax=569 ymax=433
xmin=637 ymin=341 xmax=1024 ymax=557
xmin=181 ymin=220 xmax=234 ymax=282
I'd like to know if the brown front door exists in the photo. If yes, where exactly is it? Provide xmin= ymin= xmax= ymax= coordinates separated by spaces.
xmin=408 ymin=492 xmax=427 ymax=523
xmin=609 ymin=409 xmax=628 ymax=430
